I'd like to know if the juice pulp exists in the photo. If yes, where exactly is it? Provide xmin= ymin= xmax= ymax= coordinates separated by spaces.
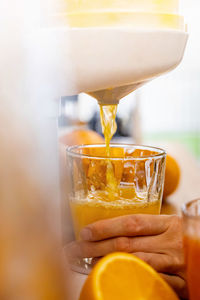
xmin=184 ymin=235 xmax=200 ymax=300
xmin=70 ymin=189 xmax=161 ymax=239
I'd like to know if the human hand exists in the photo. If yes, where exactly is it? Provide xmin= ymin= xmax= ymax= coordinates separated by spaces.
xmin=67 ymin=215 xmax=187 ymax=299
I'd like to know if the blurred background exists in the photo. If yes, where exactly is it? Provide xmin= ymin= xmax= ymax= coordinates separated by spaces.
xmin=59 ymin=0 xmax=200 ymax=161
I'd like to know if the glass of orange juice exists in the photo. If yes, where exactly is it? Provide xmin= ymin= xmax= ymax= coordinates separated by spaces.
xmin=66 ymin=144 xmax=166 ymax=274
xmin=182 ymin=199 xmax=200 ymax=300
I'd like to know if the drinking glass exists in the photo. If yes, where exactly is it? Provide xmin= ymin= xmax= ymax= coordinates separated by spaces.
xmin=66 ymin=144 xmax=166 ymax=274
xmin=182 ymin=199 xmax=200 ymax=300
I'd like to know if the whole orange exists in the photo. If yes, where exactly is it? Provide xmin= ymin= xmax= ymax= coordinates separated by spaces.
xmin=59 ymin=129 xmax=105 ymax=190
xmin=163 ymin=155 xmax=180 ymax=198
xmin=59 ymin=129 xmax=104 ymax=146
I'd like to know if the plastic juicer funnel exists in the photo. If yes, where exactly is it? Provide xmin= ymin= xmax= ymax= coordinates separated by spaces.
xmin=70 ymin=27 xmax=188 ymax=104
xmin=43 ymin=1 xmax=188 ymax=105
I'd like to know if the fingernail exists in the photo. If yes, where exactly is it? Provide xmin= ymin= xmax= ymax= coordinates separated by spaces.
xmin=80 ymin=228 xmax=92 ymax=241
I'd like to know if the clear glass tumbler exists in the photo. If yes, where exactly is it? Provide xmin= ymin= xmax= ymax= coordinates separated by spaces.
xmin=66 ymin=144 xmax=166 ymax=274
xmin=182 ymin=199 xmax=200 ymax=300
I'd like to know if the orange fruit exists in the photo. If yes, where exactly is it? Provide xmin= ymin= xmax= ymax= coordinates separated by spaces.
xmin=79 ymin=252 xmax=179 ymax=300
xmin=59 ymin=129 xmax=104 ymax=146
xmin=163 ymin=155 xmax=180 ymax=198
xmin=59 ymin=129 xmax=104 ymax=193
xmin=59 ymin=129 xmax=104 ymax=188
xmin=60 ymin=130 xmax=125 ymax=190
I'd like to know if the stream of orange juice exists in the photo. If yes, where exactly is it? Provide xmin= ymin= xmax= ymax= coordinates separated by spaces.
xmin=70 ymin=104 xmax=161 ymax=239
xmin=99 ymin=105 xmax=119 ymax=198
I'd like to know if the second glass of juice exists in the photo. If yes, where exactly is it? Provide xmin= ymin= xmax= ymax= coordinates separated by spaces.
xmin=182 ymin=199 xmax=200 ymax=300
xmin=67 ymin=144 xmax=166 ymax=273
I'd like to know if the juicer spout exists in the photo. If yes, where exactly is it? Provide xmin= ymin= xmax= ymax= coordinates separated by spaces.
xmin=88 ymin=82 xmax=145 ymax=105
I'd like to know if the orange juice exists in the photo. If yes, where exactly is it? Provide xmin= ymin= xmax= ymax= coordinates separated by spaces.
xmin=69 ymin=104 xmax=164 ymax=240
xmin=99 ymin=104 xmax=119 ymax=197
xmin=70 ymin=189 xmax=161 ymax=239
xmin=99 ymin=105 xmax=117 ymax=152
xmin=184 ymin=235 xmax=200 ymax=300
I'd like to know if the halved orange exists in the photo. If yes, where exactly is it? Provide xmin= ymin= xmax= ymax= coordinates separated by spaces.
xmin=79 ymin=252 xmax=179 ymax=300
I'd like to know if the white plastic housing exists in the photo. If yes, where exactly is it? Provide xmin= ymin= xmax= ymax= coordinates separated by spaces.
xmin=29 ymin=27 xmax=188 ymax=104
xmin=67 ymin=28 xmax=188 ymax=103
